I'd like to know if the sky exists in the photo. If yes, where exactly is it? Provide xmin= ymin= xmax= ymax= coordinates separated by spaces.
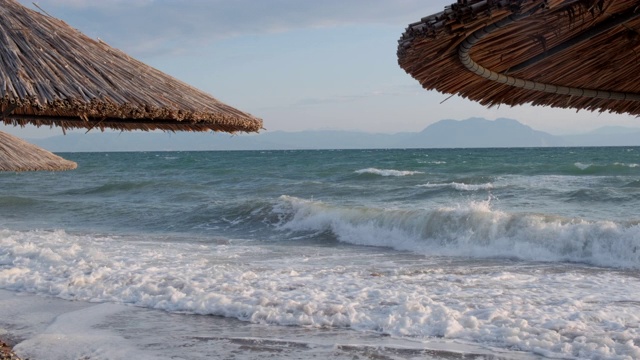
xmin=5 ymin=0 xmax=640 ymax=140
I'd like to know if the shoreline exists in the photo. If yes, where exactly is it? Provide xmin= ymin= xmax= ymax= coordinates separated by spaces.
xmin=0 ymin=290 xmax=541 ymax=360
xmin=0 ymin=338 xmax=22 ymax=360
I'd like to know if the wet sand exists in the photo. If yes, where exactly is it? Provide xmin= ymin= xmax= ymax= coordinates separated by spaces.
xmin=0 ymin=339 xmax=22 ymax=360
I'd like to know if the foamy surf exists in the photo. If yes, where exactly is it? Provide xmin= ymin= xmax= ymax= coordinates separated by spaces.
xmin=417 ymin=182 xmax=494 ymax=191
xmin=0 ymin=290 xmax=541 ymax=360
xmin=1 ymin=227 xmax=639 ymax=359
xmin=355 ymin=168 xmax=424 ymax=177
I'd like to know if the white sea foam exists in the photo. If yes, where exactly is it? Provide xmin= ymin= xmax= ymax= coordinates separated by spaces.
xmin=355 ymin=168 xmax=424 ymax=177
xmin=1 ymin=227 xmax=640 ymax=359
xmin=418 ymin=182 xmax=494 ymax=191
xmin=14 ymin=303 xmax=149 ymax=360
xmin=575 ymin=162 xmax=592 ymax=170
xmin=575 ymin=162 xmax=640 ymax=170
xmin=614 ymin=162 xmax=639 ymax=168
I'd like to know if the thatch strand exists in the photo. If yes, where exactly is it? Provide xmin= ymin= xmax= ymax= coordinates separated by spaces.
xmin=398 ymin=0 xmax=640 ymax=116
xmin=458 ymin=5 xmax=640 ymax=102
xmin=0 ymin=0 xmax=262 ymax=133
xmin=0 ymin=130 xmax=76 ymax=171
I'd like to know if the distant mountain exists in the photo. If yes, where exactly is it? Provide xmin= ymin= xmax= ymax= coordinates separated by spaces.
xmin=403 ymin=117 xmax=563 ymax=148
xmin=29 ymin=130 xmax=412 ymax=152
xmin=31 ymin=131 xmax=280 ymax=152
xmin=561 ymin=126 xmax=640 ymax=147
xmin=254 ymin=130 xmax=414 ymax=149
xmin=27 ymin=118 xmax=640 ymax=152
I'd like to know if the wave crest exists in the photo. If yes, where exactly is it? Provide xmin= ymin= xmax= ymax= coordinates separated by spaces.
xmin=418 ymin=182 xmax=494 ymax=191
xmin=274 ymin=196 xmax=640 ymax=268
xmin=573 ymin=162 xmax=640 ymax=174
xmin=355 ymin=168 xmax=424 ymax=177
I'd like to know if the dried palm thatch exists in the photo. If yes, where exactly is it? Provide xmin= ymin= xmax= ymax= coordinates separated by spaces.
xmin=0 ymin=130 xmax=76 ymax=171
xmin=398 ymin=0 xmax=640 ymax=115
xmin=0 ymin=0 xmax=262 ymax=134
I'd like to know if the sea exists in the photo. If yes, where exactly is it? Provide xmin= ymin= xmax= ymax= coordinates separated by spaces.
xmin=0 ymin=147 xmax=639 ymax=360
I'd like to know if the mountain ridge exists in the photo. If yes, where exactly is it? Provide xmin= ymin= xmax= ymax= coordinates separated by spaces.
xmin=26 ymin=117 xmax=640 ymax=152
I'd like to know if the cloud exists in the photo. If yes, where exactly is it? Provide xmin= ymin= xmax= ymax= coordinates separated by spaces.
xmin=20 ymin=0 xmax=446 ymax=56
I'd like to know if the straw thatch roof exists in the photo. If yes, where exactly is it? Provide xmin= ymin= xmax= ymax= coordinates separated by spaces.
xmin=0 ymin=130 xmax=76 ymax=171
xmin=398 ymin=0 xmax=640 ymax=115
xmin=0 ymin=0 xmax=262 ymax=133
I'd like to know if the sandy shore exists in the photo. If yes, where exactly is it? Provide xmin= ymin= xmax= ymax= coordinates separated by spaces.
xmin=0 ymin=338 xmax=22 ymax=360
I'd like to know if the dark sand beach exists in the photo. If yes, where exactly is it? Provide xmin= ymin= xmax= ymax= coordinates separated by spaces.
xmin=0 ymin=339 xmax=22 ymax=360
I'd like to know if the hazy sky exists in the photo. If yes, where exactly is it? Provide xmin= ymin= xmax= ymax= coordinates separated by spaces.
xmin=6 ymin=0 xmax=640 ymax=139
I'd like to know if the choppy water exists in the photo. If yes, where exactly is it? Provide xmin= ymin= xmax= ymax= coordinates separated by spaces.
xmin=0 ymin=148 xmax=639 ymax=359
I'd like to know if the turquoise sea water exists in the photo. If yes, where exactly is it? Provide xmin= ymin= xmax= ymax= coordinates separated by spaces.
xmin=0 ymin=147 xmax=639 ymax=359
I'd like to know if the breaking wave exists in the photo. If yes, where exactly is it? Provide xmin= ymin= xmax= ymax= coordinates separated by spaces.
xmin=273 ymin=196 xmax=640 ymax=268
xmin=417 ymin=182 xmax=494 ymax=191
xmin=355 ymin=168 xmax=424 ymax=177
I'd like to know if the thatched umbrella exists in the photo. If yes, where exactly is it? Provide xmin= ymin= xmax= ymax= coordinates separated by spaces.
xmin=0 ymin=130 xmax=76 ymax=171
xmin=0 ymin=0 xmax=262 ymax=134
xmin=398 ymin=0 xmax=640 ymax=115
